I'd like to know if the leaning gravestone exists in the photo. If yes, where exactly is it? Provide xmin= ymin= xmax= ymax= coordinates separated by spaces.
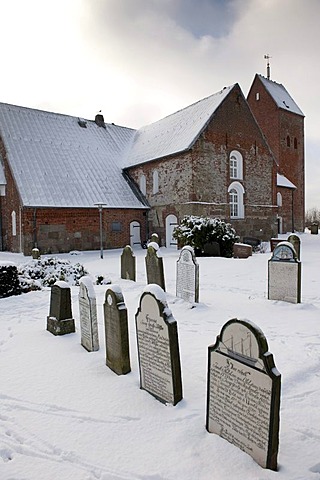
xmin=176 ymin=246 xmax=199 ymax=303
xmin=121 ymin=245 xmax=136 ymax=281
xmin=79 ymin=276 xmax=99 ymax=352
xmin=206 ymin=318 xmax=281 ymax=470
xmin=103 ymin=285 xmax=131 ymax=375
xmin=135 ymin=285 xmax=183 ymax=405
xmin=145 ymin=243 xmax=165 ymax=291
xmin=47 ymin=281 xmax=75 ymax=335
xmin=268 ymin=241 xmax=301 ymax=303
xmin=287 ymin=234 xmax=301 ymax=260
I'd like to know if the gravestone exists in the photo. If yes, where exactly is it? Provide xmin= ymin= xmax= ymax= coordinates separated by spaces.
xmin=150 ymin=233 xmax=159 ymax=245
xmin=310 ymin=223 xmax=318 ymax=234
xmin=103 ymin=285 xmax=131 ymax=375
xmin=233 ymin=243 xmax=252 ymax=258
xmin=270 ymin=238 xmax=281 ymax=252
xmin=206 ymin=318 xmax=281 ymax=471
xmin=268 ymin=241 xmax=301 ymax=303
xmin=121 ymin=245 xmax=136 ymax=281
xmin=135 ymin=285 xmax=183 ymax=405
xmin=47 ymin=281 xmax=75 ymax=335
xmin=79 ymin=276 xmax=99 ymax=352
xmin=145 ymin=244 xmax=165 ymax=291
xmin=31 ymin=248 xmax=40 ymax=260
xmin=287 ymin=234 xmax=301 ymax=260
xmin=176 ymin=246 xmax=199 ymax=303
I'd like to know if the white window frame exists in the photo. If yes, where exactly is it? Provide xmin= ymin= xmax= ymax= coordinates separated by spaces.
xmin=152 ymin=169 xmax=159 ymax=194
xmin=228 ymin=181 xmax=245 ymax=219
xmin=139 ymin=174 xmax=146 ymax=195
xmin=277 ymin=192 xmax=282 ymax=207
xmin=229 ymin=150 xmax=243 ymax=180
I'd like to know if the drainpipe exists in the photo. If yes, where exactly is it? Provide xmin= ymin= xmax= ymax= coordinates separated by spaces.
xmin=0 ymin=196 xmax=3 ymax=250
xmin=33 ymin=207 xmax=37 ymax=248
xmin=291 ymin=190 xmax=295 ymax=233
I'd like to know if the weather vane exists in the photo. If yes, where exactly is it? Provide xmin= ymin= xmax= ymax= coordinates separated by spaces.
xmin=264 ymin=54 xmax=272 ymax=80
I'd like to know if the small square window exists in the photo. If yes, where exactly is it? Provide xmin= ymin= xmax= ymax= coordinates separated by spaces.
xmin=111 ymin=222 xmax=122 ymax=232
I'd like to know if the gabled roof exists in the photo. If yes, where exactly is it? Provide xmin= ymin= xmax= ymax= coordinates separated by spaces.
xmin=277 ymin=173 xmax=296 ymax=189
xmin=125 ymin=85 xmax=235 ymax=167
xmin=0 ymin=103 xmax=148 ymax=209
xmin=257 ymin=75 xmax=304 ymax=117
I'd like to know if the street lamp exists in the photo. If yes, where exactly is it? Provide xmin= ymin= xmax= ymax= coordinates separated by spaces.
xmin=94 ymin=203 xmax=106 ymax=259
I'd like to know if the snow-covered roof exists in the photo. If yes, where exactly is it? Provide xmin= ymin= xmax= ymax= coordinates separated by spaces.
xmin=125 ymin=85 xmax=235 ymax=167
xmin=277 ymin=173 xmax=296 ymax=189
xmin=0 ymin=103 xmax=147 ymax=209
xmin=258 ymin=75 xmax=304 ymax=116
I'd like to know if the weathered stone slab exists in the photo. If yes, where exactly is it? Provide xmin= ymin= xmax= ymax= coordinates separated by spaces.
xmin=79 ymin=276 xmax=99 ymax=352
xmin=206 ymin=318 xmax=281 ymax=470
xmin=135 ymin=285 xmax=183 ymax=405
xmin=121 ymin=245 xmax=136 ymax=281
xmin=287 ymin=234 xmax=301 ymax=260
xmin=176 ymin=246 xmax=199 ymax=303
xmin=145 ymin=244 xmax=165 ymax=291
xmin=233 ymin=243 xmax=252 ymax=258
xmin=47 ymin=281 xmax=75 ymax=335
xmin=268 ymin=241 xmax=301 ymax=303
xmin=104 ymin=285 xmax=131 ymax=375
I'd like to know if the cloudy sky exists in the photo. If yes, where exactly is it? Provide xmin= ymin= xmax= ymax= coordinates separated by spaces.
xmin=1 ymin=0 xmax=319 ymax=210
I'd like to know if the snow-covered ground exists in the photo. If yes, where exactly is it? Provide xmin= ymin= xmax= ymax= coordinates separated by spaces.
xmin=1 ymin=233 xmax=320 ymax=480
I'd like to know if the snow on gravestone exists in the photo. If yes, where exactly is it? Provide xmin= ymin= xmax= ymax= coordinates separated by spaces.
xmin=103 ymin=285 xmax=131 ymax=375
xmin=176 ymin=246 xmax=199 ymax=303
xmin=135 ymin=284 xmax=182 ymax=405
xmin=206 ymin=318 xmax=281 ymax=471
xmin=47 ymin=281 xmax=75 ymax=336
xmin=79 ymin=276 xmax=99 ymax=352
xmin=268 ymin=241 xmax=301 ymax=303
xmin=145 ymin=243 xmax=165 ymax=291
xmin=120 ymin=245 xmax=136 ymax=282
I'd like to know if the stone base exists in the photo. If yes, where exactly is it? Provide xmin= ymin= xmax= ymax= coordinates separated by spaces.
xmin=47 ymin=316 xmax=75 ymax=336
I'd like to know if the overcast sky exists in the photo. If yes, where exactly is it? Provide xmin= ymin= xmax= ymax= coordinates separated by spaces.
xmin=1 ymin=0 xmax=319 ymax=210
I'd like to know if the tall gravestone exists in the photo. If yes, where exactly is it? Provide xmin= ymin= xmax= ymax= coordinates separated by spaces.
xmin=268 ymin=241 xmax=301 ymax=303
xmin=287 ymin=234 xmax=301 ymax=260
xmin=135 ymin=285 xmax=183 ymax=405
xmin=103 ymin=285 xmax=131 ymax=375
xmin=145 ymin=244 xmax=166 ymax=291
xmin=79 ymin=276 xmax=99 ymax=352
xmin=176 ymin=246 xmax=199 ymax=303
xmin=206 ymin=318 xmax=281 ymax=470
xmin=47 ymin=281 xmax=75 ymax=335
xmin=120 ymin=245 xmax=136 ymax=281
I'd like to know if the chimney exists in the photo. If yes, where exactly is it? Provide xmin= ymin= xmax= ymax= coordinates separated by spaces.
xmin=95 ymin=113 xmax=106 ymax=128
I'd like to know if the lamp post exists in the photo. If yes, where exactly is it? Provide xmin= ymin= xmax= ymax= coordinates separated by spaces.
xmin=94 ymin=203 xmax=106 ymax=259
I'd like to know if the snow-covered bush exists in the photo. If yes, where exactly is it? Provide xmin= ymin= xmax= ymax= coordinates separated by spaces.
xmin=0 ymin=262 xmax=22 ymax=298
xmin=173 ymin=216 xmax=239 ymax=257
xmin=18 ymin=257 xmax=89 ymax=292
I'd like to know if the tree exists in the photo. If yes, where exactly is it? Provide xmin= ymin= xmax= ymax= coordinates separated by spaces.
xmin=173 ymin=216 xmax=239 ymax=257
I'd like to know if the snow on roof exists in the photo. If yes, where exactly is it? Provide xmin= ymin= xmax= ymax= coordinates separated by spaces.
xmin=258 ymin=75 xmax=304 ymax=116
xmin=277 ymin=173 xmax=296 ymax=189
xmin=0 ymin=103 xmax=147 ymax=209
xmin=125 ymin=85 xmax=235 ymax=167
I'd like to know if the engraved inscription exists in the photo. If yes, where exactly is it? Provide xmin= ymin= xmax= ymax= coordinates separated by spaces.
xmin=269 ymin=262 xmax=299 ymax=303
xmin=177 ymin=262 xmax=195 ymax=302
xmin=208 ymin=352 xmax=272 ymax=467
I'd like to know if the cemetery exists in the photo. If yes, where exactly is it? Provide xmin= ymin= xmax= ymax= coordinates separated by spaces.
xmin=1 ymin=232 xmax=320 ymax=479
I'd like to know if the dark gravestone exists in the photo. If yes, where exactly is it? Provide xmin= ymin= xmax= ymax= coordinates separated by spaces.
xmin=145 ymin=244 xmax=165 ymax=291
xmin=233 ymin=243 xmax=252 ymax=258
xmin=135 ymin=285 xmax=183 ymax=405
xmin=150 ymin=233 xmax=160 ymax=245
xmin=203 ymin=242 xmax=220 ymax=257
xmin=287 ymin=234 xmax=301 ymax=260
xmin=206 ymin=318 xmax=281 ymax=471
xmin=103 ymin=285 xmax=131 ymax=375
xmin=270 ymin=238 xmax=281 ymax=252
xmin=176 ymin=246 xmax=199 ymax=303
xmin=79 ymin=276 xmax=99 ymax=352
xmin=310 ymin=223 xmax=318 ymax=234
xmin=268 ymin=241 xmax=301 ymax=303
xmin=31 ymin=248 xmax=40 ymax=259
xmin=121 ymin=245 xmax=136 ymax=281
xmin=47 ymin=281 xmax=75 ymax=335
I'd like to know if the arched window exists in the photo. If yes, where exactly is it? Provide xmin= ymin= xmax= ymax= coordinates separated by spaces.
xmin=287 ymin=135 xmax=290 ymax=147
xmin=294 ymin=137 xmax=298 ymax=149
xmin=152 ymin=169 xmax=159 ymax=194
xmin=277 ymin=192 xmax=282 ymax=207
xmin=139 ymin=174 xmax=146 ymax=195
xmin=229 ymin=150 xmax=243 ymax=180
xmin=228 ymin=181 xmax=245 ymax=219
xmin=11 ymin=210 xmax=17 ymax=236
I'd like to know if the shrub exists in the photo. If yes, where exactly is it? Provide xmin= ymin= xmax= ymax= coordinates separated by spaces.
xmin=173 ymin=216 xmax=239 ymax=257
xmin=0 ymin=262 xmax=22 ymax=298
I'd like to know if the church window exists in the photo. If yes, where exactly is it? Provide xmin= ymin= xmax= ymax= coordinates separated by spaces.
xmin=294 ymin=137 xmax=298 ymax=149
xmin=228 ymin=181 xmax=245 ymax=219
xmin=229 ymin=150 xmax=243 ymax=180
xmin=277 ymin=192 xmax=282 ymax=207
xmin=286 ymin=135 xmax=291 ymax=147
xmin=11 ymin=210 xmax=17 ymax=236
xmin=152 ymin=169 xmax=159 ymax=194
xmin=139 ymin=174 xmax=146 ymax=195
xmin=256 ymin=92 xmax=260 ymax=101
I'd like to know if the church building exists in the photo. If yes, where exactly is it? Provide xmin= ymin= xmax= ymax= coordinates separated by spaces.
xmin=0 ymin=73 xmax=304 ymax=254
